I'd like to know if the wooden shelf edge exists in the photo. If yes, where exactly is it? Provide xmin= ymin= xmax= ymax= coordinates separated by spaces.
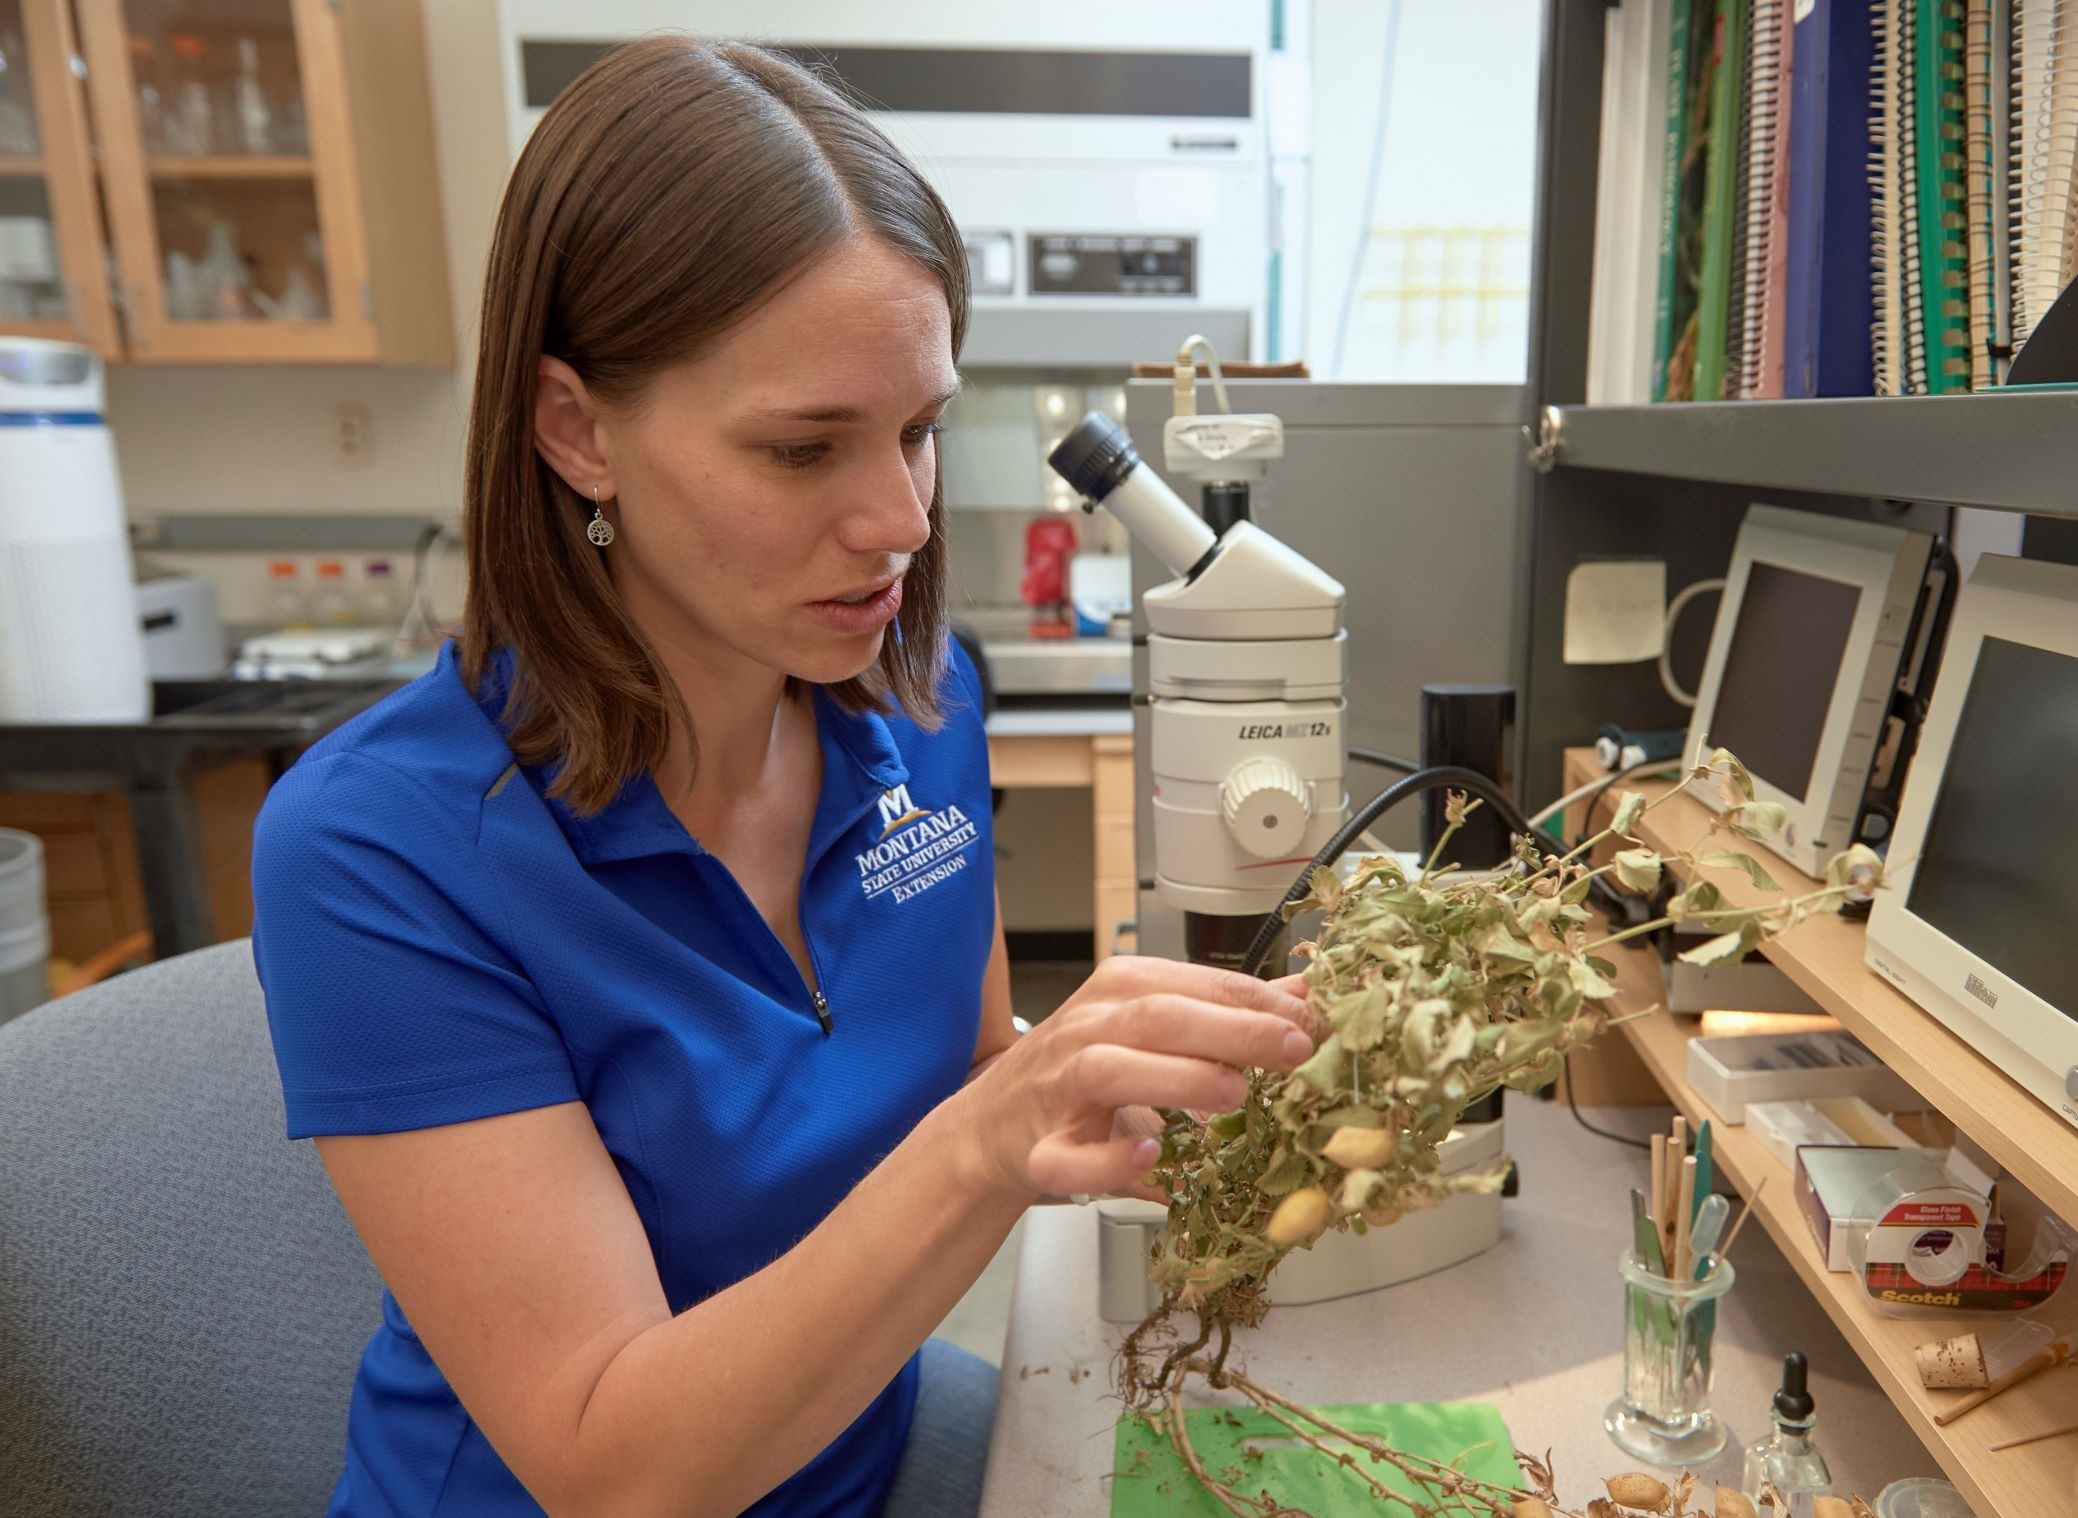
xmin=1597 ymin=949 xmax=2078 ymax=1518
xmin=0 ymin=153 xmax=45 ymax=175
xmin=1558 ymin=749 xmax=2078 ymax=1231
xmin=146 ymin=153 xmax=315 ymax=180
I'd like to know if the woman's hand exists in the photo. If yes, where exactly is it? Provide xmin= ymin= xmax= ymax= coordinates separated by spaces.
xmin=953 ymin=959 xmax=1317 ymax=1204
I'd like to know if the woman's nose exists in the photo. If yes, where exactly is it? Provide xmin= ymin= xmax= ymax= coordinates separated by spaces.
xmin=842 ymin=442 xmax=933 ymax=554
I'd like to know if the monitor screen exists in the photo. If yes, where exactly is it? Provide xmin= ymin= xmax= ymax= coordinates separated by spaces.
xmin=1905 ymin=636 xmax=2078 ymax=1018
xmin=1708 ymin=561 xmax=1863 ymax=802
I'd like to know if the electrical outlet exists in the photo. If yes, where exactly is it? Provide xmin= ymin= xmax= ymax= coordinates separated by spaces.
xmin=334 ymin=405 xmax=373 ymax=465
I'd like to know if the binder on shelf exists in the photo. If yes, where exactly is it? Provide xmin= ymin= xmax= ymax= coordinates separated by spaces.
xmin=1658 ymin=0 xmax=1715 ymax=400
xmin=1695 ymin=0 xmax=1749 ymax=400
xmin=1783 ymin=0 xmax=1877 ymax=397
xmin=1738 ymin=0 xmax=1795 ymax=398
xmin=2013 ymin=0 xmax=2078 ymax=350
xmin=1917 ymin=0 xmax=1973 ymax=392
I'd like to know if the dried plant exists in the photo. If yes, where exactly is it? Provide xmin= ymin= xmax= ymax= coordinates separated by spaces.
xmin=1117 ymin=749 xmax=1891 ymax=1515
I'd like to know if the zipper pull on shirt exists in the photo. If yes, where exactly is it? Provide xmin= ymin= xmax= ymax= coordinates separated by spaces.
xmin=812 ymin=989 xmax=833 ymax=1036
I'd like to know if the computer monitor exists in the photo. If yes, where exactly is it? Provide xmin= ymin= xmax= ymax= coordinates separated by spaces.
xmin=1683 ymin=506 xmax=1935 ymax=877
xmin=1866 ymin=554 xmax=2078 ymax=1130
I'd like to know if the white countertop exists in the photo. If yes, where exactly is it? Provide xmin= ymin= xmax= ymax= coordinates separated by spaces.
xmin=984 ymin=706 xmax=1134 ymax=739
xmin=980 ymin=1095 xmax=1940 ymax=1517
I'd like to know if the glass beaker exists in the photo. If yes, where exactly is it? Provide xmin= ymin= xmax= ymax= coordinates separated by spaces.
xmin=1604 ymin=1247 xmax=1736 ymax=1465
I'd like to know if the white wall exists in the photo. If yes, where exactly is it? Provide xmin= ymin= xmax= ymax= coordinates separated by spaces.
xmin=1307 ymin=0 xmax=1542 ymax=382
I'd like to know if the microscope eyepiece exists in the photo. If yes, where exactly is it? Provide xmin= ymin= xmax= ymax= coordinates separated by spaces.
xmin=1047 ymin=412 xmax=1142 ymax=505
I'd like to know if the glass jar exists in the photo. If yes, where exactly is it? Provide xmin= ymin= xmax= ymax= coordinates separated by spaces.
xmin=1604 ymin=1247 xmax=1736 ymax=1466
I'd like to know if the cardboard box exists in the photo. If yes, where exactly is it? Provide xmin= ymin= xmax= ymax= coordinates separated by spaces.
xmin=1686 ymin=1028 xmax=1926 ymax=1123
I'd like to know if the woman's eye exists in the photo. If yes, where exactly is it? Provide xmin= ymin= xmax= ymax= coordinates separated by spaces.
xmin=768 ymin=442 xmax=830 ymax=470
xmin=903 ymin=421 xmax=946 ymax=451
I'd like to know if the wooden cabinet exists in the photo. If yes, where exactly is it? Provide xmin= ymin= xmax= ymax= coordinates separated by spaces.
xmin=986 ymin=730 xmax=1139 ymax=963
xmin=0 ymin=760 xmax=267 ymax=965
xmin=0 ymin=0 xmax=447 ymax=363
xmin=0 ymin=0 xmax=120 ymax=351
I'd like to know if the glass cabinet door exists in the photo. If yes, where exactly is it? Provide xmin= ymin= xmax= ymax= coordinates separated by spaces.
xmin=79 ymin=0 xmax=375 ymax=360
xmin=0 ymin=0 xmax=119 ymax=352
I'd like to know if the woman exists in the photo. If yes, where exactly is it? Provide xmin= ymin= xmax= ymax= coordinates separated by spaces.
xmin=252 ymin=35 xmax=1314 ymax=1518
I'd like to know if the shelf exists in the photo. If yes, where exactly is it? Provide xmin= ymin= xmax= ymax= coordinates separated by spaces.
xmin=1559 ymin=749 xmax=2078 ymax=1229
xmin=1548 ymin=393 xmax=2078 ymax=515
xmin=0 ymin=154 xmax=44 ymax=177
xmin=1559 ymin=748 xmax=2078 ymax=1515
xmin=146 ymin=154 xmax=314 ymax=181
xmin=1594 ymin=939 xmax=2078 ymax=1518
xmin=0 ymin=319 xmax=81 ymax=342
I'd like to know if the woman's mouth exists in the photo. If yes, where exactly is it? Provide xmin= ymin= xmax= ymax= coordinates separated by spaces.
xmin=810 ymin=576 xmax=904 ymax=632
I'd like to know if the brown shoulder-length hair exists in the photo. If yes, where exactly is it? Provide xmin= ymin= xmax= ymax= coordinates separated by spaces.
xmin=459 ymin=35 xmax=969 ymax=816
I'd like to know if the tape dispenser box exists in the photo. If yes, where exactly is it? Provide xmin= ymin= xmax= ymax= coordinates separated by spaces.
xmin=1798 ymin=1147 xmax=2075 ymax=1315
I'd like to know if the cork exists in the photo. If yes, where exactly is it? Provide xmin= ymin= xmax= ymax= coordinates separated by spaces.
xmin=1914 ymin=1332 xmax=1989 ymax=1390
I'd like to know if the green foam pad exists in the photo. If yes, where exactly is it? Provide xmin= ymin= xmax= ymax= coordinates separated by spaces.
xmin=1109 ymin=1400 xmax=1520 ymax=1518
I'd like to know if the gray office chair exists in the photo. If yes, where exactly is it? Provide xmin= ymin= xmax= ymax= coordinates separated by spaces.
xmin=0 ymin=940 xmax=380 ymax=1516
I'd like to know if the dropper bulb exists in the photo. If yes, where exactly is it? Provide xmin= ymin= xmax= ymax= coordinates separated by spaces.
xmin=1774 ymin=1351 xmax=1816 ymax=1421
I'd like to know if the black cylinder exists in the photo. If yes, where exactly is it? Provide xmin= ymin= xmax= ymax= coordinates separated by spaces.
xmin=1201 ymin=481 xmax=1250 ymax=535
xmin=1419 ymin=684 xmax=1517 ymax=871
xmin=1046 ymin=412 xmax=1141 ymax=504
xmin=1185 ymin=911 xmax=1285 ymax=977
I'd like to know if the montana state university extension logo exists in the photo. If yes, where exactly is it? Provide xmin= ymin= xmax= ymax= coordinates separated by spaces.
xmin=857 ymin=784 xmax=978 ymax=905
xmin=876 ymin=783 xmax=931 ymax=837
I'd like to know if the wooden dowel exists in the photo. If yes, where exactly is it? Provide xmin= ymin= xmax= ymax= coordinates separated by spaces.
xmin=1674 ymin=1155 xmax=1697 ymax=1279
xmin=1715 ymin=1176 xmax=1766 ymax=1263
xmin=1989 ymin=1419 xmax=2078 ymax=1452
xmin=1651 ymin=1139 xmax=1667 ymax=1260
xmin=1933 ymin=1341 xmax=2071 ymax=1427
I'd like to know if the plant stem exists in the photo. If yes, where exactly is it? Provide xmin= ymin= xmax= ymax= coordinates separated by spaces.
xmin=1420 ymin=801 xmax=1477 ymax=886
xmin=1579 ymin=881 xmax=1855 ymax=954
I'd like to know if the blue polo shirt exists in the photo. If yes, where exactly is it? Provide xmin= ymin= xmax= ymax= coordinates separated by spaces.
xmin=251 ymin=640 xmax=995 ymax=1518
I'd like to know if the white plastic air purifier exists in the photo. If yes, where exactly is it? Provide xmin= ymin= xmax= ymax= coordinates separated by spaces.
xmin=0 ymin=337 xmax=148 ymax=722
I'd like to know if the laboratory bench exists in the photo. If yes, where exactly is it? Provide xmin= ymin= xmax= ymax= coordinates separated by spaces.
xmin=0 ymin=679 xmax=401 ymax=969
xmin=984 ymin=701 xmax=1136 ymax=963
xmin=980 ymin=1092 xmax=1937 ymax=1517
xmin=1557 ymin=748 xmax=2078 ymax=1518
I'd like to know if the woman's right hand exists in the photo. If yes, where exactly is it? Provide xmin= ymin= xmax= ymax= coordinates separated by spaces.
xmin=954 ymin=957 xmax=1318 ymax=1205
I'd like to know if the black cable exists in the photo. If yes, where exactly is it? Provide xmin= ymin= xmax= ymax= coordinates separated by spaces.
xmin=1563 ymin=1051 xmax=1653 ymax=1150
xmin=1348 ymin=745 xmax=1420 ymax=775
xmin=1239 ymin=765 xmax=1553 ymax=977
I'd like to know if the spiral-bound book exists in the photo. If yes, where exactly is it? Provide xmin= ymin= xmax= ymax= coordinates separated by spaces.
xmin=1737 ymin=0 xmax=1794 ymax=397
xmin=1918 ymin=0 xmax=1974 ymax=391
xmin=2013 ymin=0 xmax=2078 ymax=351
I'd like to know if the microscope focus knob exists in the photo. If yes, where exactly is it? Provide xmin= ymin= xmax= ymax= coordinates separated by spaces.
xmin=1221 ymin=757 xmax=1312 ymax=859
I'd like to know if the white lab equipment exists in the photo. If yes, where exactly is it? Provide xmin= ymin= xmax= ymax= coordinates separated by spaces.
xmin=1047 ymin=406 xmax=1347 ymax=968
xmin=0 ymin=338 xmax=149 ymax=723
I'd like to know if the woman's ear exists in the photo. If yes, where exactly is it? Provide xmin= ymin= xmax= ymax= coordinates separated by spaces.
xmin=534 ymin=356 xmax=615 ymax=499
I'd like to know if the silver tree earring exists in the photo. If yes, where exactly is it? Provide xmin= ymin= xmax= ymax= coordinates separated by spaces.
xmin=587 ymin=485 xmax=615 ymax=547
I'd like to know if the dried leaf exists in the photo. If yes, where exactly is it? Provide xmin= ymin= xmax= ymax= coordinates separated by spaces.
xmin=1337 ymin=1167 xmax=1385 ymax=1214
xmin=1824 ymin=842 xmax=1884 ymax=894
xmin=1729 ymin=800 xmax=1788 ymax=838
xmin=1709 ymin=748 xmax=1756 ymax=800
xmin=1679 ymin=927 xmax=1750 ymax=966
xmin=1610 ymin=791 xmax=1648 ymax=838
xmin=1714 ymin=1488 xmax=1759 ymax=1518
xmin=1257 ymin=1149 xmax=1310 ymax=1197
xmin=1292 ymin=1033 xmax=1345 ymax=1094
xmin=1699 ymin=850 xmax=1781 ymax=892
xmin=1568 ymin=955 xmax=1620 ymax=999
xmin=1666 ymin=880 xmax=1724 ymax=924
xmin=1613 ymin=847 xmax=1663 ymax=893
